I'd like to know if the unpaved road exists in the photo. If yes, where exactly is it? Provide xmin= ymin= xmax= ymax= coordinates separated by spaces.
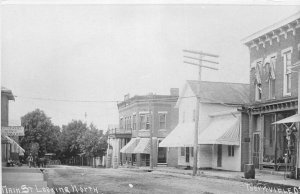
xmin=46 ymin=167 xmax=271 ymax=194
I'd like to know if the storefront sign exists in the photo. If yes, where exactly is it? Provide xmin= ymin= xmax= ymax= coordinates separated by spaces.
xmin=1 ymin=126 xmax=24 ymax=136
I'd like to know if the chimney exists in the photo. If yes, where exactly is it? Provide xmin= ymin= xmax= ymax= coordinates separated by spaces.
xmin=124 ymin=93 xmax=130 ymax=101
xmin=170 ymin=88 xmax=179 ymax=96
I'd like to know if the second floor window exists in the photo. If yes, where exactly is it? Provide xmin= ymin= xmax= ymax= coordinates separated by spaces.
xmin=265 ymin=56 xmax=276 ymax=100
xmin=283 ymin=50 xmax=292 ymax=96
xmin=132 ymin=115 xmax=136 ymax=130
xmin=159 ymin=113 xmax=166 ymax=129
xmin=146 ymin=114 xmax=151 ymax=130
xmin=140 ymin=114 xmax=146 ymax=129
xmin=120 ymin=118 xmax=124 ymax=129
xmin=127 ymin=116 xmax=131 ymax=130
xmin=255 ymin=60 xmax=262 ymax=101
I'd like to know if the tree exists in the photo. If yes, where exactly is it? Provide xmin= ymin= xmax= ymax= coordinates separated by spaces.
xmin=20 ymin=109 xmax=61 ymax=158
xmin=59 ymin=120 xmax=88 ymax=159
xmin=78 ymin=123 xmax=107 ymax=167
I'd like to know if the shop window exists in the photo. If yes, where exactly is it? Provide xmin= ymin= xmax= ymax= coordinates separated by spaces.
xmin=228 ymin=145 xmax=234 ymax=157
xmin=263 ymin=114 xmax=276 ymax=163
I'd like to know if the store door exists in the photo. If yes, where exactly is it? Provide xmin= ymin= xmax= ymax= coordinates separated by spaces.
xmin=186 ymin=147 xmax=190 ymax=163
xmin=217 ymin=145 xmax=222 ymax=167
xmin=253 ymin=133 xmax=260 ymax=169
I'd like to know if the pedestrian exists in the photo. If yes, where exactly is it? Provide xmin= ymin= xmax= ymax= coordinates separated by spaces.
xmin=27 ymin=153 xmax=33 ymax=168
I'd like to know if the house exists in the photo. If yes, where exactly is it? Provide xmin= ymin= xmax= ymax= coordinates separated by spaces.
xmin=107 ymin=89 xmax=179 ymax=168
xmin=159 ymin=81 xmax=250 ymax=171
xmin=1 ymin=87 xmax=25 ymax=166
xmin=242 ymin=11 xmax=300 ymax=173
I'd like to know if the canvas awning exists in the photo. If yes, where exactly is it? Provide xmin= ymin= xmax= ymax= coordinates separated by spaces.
xmin=120 ymin=138 xmax=140 ymax=154
xmin=133 ymin=138 xmax=151 ymax=154
xmin=1 ymin=135 xmax=25 ymax=155
xmin=159 ymin=122 xmax=195 ymax=147
xmin=198 ymin=115 xmax=240 ymax=145
xmin=273 ymin=114 xmax=300 ymax=124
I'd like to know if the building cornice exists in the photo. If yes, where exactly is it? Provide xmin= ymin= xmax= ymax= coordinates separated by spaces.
xmin=242 ymin=12 xmax=300 ymax=47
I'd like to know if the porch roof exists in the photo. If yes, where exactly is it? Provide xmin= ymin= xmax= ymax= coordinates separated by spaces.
xmin=133 ymin=138 xmax=151 ymax=154
xmin=198 ymin=115 xmax=240 ymax=145
xmin=120 ymin=138 xmax=140 ymax=154
xmin=159 ymin=122 xmax=195 ymax=147
xmin=1 ymin=135 xmax=25 ymax=155
xmin=273 ymin=114 xmax=300 ymax=124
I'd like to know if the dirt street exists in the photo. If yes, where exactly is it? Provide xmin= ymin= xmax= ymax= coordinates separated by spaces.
xmin=45 ymin=167 xmax=272 ymax=194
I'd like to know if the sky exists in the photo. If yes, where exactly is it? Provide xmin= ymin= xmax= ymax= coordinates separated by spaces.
xmin=1 ymin=3 xmax=300 ymax=130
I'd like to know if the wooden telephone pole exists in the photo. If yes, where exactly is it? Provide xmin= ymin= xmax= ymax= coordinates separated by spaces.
xmin=183 ymin=49 xmax=219 ymax=176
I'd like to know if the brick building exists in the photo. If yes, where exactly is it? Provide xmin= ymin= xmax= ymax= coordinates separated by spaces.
xmin=242 ymin=12 xmax=300 ymax=172
xmin=107 ymin=89 xmax=179 ymax=168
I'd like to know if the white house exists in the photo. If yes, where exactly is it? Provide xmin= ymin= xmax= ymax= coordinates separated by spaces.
xmin=159 ymin=80 xmax=250 ymax=171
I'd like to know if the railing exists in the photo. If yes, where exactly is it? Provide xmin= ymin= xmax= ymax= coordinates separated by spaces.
xmin=108 ymin=128 xmax=132 ymax=135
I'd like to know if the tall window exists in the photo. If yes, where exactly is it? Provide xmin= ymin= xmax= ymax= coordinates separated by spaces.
xmin=283 ymin=49 xmax=292 ymax=96
xmin=127 ymin=116 xmax=131 ymax=130
xmin=140 ymin=114 xmax=146 ymax=129
xmin=120 ymin=118 xmax=124 ymax=129
xmin=181 ymin=147 xmax=185 ymax=156
xmin=267 ymin=56 xmax=276 ymax=99
xmin=132 ymin=115 xmax=136 ymax=130
xmin=159 ymin=113 xmax=166 ymax=129
xmin=146 ymin=114 xmax=151 ymax=130
xmin=228 ymin=145 xmax=234 ymax=157
xmin=255 ymin=60 xmax=262 ymax=101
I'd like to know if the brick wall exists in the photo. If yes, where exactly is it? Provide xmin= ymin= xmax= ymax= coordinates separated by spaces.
xmin=249 ymin=27 xmax=300 ymax=103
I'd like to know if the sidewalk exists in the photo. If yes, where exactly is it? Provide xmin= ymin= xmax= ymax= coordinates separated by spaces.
xmin=2 ymin=166 xmax=54 ymax=194
xmin=120 ymin=166 xmax=300 ymax=188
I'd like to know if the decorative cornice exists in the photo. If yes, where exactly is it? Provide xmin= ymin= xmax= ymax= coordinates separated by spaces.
xmin=242 ymin=11 xmax=300 ymax=46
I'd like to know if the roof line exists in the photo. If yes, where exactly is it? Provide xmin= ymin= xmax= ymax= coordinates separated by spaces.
xmin=242 ymin=11 xmax=300 ymax=44
xmin=186 ymin=80 xmax=249 ymax=85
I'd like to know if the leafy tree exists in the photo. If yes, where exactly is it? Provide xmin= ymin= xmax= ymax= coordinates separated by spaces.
xmin=20 ymin=109 xmax=61 ymax=158
xmin=78 ymin=123 xmax=107 ymax=157
xmin=59 ymin=120 xmax=88 ymax=159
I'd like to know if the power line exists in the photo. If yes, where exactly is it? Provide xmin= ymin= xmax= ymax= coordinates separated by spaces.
xmin=15 ymin=95 xmax=198 ymax=103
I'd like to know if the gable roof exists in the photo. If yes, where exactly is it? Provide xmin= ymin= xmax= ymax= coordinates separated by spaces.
xmin=1 ymin=87 xmax=15 ymax=100
xmin=187 ymin=80 xmax=250 ymax=105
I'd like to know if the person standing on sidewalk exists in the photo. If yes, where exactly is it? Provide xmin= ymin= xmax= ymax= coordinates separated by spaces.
xmin=27 ymin=153 xmax=33 ymax=168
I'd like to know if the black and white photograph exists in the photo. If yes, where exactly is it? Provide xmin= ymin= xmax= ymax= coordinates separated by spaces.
xmin=1 ymin=1 xmax=300 ymax=193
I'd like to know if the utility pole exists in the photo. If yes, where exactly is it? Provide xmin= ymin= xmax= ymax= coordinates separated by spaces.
xmin=183 ymin=49 xmax=219 ymax=176
xmin=148 ymin=93 xmax=154 ymax=170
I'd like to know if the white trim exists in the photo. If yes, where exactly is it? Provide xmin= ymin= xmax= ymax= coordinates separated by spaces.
xmin=139 ymin=111 xmax=149 ymax=114
xmin=281 ymin=46 xmax=293 ymax=56
xmin=158 ymin=111 xmax=168 ymax=114
xmin=242 ymin=11 xmax=300 ymax=44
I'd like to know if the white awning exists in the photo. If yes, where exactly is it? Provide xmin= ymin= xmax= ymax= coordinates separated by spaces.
xmin=198 ymin=115 xmax=240 ymax=145
xmin=159 ymin=122 xmax=195 ymax=147
xmin=1 ymin=135 xmax=25 ymax=155
xmin=133 ymin=138 xmax=151 ymax=154
xmin=120 ymin=138 xmax=140 ymax=154
xmin=273 ymin=114 xmax=300 ymax=124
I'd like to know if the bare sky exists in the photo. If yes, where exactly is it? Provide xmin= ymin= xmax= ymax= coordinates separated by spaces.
xmin=2 ymin=4 xmax=300 ymax=130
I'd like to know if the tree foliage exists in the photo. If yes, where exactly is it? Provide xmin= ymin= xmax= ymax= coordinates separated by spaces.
xmin=20 ymin=109 xmax=61 ymax=157
xmin=59 ymin=120 xmax=88 ymax=158
xmin=78 ymin=123 xmax=107 ymax=158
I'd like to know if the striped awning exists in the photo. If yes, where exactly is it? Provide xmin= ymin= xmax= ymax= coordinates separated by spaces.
xmin=133 ymin=138 xmax=151 ymax=154
xmin=1 ymin=135 xmax=25 ymax=155
xmin=198 ymin=115 xmax=240 ymax=145
xmin=120 ymin=138 xmax=140 ymax=154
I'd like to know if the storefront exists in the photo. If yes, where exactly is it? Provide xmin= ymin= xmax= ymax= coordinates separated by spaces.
xmin=251 ymin=100 xmax=298 ymax=172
